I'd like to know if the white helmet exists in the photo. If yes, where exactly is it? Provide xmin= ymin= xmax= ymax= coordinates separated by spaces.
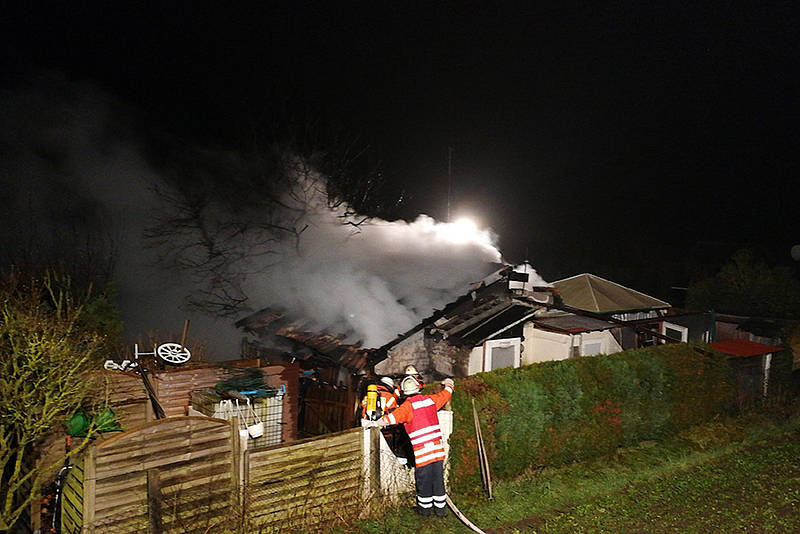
xmin=379 ymin=376 xmax=395 ymax=389
xmin=404 ymin=365 xmax=419 ymax=375
xmin=401 ymin=376 xmax=420 ymax=396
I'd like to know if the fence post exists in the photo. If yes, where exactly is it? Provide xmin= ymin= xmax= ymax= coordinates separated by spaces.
xmin=146 ymin=469 xmax=162 ymax=534
xmin=81 ymin=447 xmax=96 ymax=534
xmin=369 ymin=427 xmax=381 ymax=499
xmin=231 ymin=415 xmax=244 ymax=529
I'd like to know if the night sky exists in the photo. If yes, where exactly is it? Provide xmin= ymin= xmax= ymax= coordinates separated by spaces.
xmin=3 ymin=2 xmax=799 ymax=301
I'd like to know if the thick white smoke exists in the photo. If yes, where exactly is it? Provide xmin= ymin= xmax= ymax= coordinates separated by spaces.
xmin=1 ymin=76 xmax=541 ymax=356
xmin=244 ymin=167 xmax=504 ymax=345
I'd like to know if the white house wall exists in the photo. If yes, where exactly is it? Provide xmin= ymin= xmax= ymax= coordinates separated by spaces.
xmin=522 ymin=322 xmax=623 ymax=363
xmin=579 ymin=330 xmax=622 ymax=355
xmin=523 ymin=324 xmax=572 ymax=363
xmin=377 ymin=320 xmax=626 ymax=379
xmin=468 ymin=345 xmax=483 ymax=375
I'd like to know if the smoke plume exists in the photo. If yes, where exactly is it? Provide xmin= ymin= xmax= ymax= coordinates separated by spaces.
xmin=0 ymin=75 xmax=545 ymax=356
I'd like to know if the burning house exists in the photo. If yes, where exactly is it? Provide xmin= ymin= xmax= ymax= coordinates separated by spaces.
xmin=372 ymin=265 xmax=557 ymax=381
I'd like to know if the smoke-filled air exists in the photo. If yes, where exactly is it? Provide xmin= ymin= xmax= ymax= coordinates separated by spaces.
xmin=0 ymin=76 xmax=548 ymax=356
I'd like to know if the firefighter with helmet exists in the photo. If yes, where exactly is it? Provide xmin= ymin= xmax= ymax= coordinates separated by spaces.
xmin=404 ymin=364 xmax=425 ymax=390
xmin=373 ymin=374 xmax=454 ymax=517
xmin=361 ymin=376 xmax=415 ymax=467
xmin=361 ymin=376 xmax=398 ymax=420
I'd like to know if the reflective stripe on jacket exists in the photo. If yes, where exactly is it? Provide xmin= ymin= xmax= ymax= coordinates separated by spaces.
xmin=380 ymin=385 xmax=452 ymax=467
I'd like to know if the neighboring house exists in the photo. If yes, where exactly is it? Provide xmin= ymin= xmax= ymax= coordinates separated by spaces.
xmin=709 ymin=338 xmax=785 ymax=401
xmin=551 ymin=273 xmax=671 ymax=321
xmin=714 ymin=313 xmax=788 ymax=347
xmin=712 ymin=313 xmax=799 ymax=372
xmin=535 ymin=273 xmax=715 ymax=357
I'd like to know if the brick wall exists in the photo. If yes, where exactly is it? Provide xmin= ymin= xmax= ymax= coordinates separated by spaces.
xmin=375 ymin=330 xmax=472 ymax=380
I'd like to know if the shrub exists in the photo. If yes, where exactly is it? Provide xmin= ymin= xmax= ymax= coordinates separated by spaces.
xmin=449 ymin=343 xmax=737 ymax=494
xmin=0 ymin=269 xmax=116 ymax=530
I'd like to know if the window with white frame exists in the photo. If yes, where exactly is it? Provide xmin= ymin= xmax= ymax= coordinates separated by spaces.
xmin=661 ymin=322 xmax=688 ymax=343
xmin=483 ymin=338 xmax=521 ymax=371
xmin=582 ymin=340 xmax=603 ymax=356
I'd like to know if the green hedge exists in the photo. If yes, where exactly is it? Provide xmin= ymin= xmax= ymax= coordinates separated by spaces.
xmin=448 ymin=343 xmax=738 ymax=494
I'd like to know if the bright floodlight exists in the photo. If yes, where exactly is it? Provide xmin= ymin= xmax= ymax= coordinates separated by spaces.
xmin=452 ymin=217 xmax=477 ymax=239
xmin=436 ymin=217 xmax=497 ymax=256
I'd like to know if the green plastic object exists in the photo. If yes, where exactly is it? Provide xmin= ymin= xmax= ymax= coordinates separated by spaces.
xmin=66 ymin=408 xmax=91 ymax=437
xmin=94 ymin=406 xmax=122 ymax=433
xmin=66 ymin=406 xmax=123 ymax=437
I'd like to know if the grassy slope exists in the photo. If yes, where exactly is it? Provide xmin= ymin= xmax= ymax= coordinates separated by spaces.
xmin=495 ymin=429 xmax=800 ymax=533
xmin=349 ymin=412 xmax=800 ymax=534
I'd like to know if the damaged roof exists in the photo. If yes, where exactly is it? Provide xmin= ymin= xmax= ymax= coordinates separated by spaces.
xmin=372 ymin=265 xmax=555 ymax=362
xmin=236 ymin=310 xmax=368 ymax=372
xmin=238 ymin=265 xmax=557 ymax=371
xmin=552 ymin=273 xmax=670 ymax=314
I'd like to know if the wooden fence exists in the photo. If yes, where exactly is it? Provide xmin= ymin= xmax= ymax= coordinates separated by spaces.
xmin=244 ymin=427 xmax=367 ymax=532
xmin=62 ymin=417 xmax=415 ymax=533
xmin=60 ymin=457 xmax=84 ymax=534
xmin=78 ymin=417 xmax=235 ymax=533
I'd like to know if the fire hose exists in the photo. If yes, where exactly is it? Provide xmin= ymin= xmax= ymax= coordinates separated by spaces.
xmin=446 ymin=496 xmax=486 ymax=534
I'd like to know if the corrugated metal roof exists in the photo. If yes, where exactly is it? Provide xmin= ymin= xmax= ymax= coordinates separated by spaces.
xmin=552 ymin=273 xmax=670 ymax=314
xmin=709 ymin=339 xmax=784 ymax=357
xmin=444 ymin=303 xmax=538 ymax=345
xmin=372 ymin=266 xmax=556 ymax=361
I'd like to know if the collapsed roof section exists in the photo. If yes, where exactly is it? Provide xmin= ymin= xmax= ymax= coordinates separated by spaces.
xmin=235 ymin=310 xmax=369 ymax=373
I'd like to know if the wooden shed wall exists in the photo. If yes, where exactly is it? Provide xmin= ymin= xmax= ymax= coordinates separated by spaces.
xmin=301 ymin=383 xmax=357 ymax=436
xmin=87 ymin=370 xmax=152 ymax=429
xmin=153 ymin=366 xmax=229 ymax=417
xmin=262 ymin=363 xmax=299 ymax=443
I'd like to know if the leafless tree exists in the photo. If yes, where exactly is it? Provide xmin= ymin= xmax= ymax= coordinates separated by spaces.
xmin=144 ymin=128 xmax=400 ymax=317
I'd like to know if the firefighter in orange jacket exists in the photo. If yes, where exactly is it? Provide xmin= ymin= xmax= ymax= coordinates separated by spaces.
xmin=378 ymin=375 xmax=454 ymax=517
xmin=361 ymin=376 xmax=399 ymax=420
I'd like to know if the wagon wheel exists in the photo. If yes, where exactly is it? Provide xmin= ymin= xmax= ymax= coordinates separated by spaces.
xmin=156 ymin=343 xmax=191 ymax=365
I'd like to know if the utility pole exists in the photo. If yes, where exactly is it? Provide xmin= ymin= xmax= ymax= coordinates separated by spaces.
xmin=447 ymin=146 xmax=454 ymax=222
